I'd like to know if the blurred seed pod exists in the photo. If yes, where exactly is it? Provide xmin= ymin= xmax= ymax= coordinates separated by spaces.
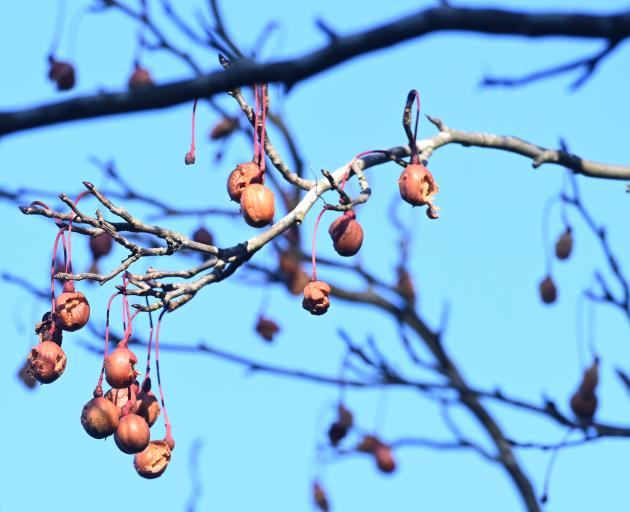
xmin=539 ymin=275 xmax=557 ymax=305
xmin=555 ymin=228 xmax=573 ymax=260
xmin=255 ymin=316 xmax=280 ymax=342
xmin=210 ymin=117 xmax=239 ymax=140
xmin=312 ymin=481 xmax=330 ymax=512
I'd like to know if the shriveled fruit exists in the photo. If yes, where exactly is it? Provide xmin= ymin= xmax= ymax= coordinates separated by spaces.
xmin=328 ymin=210 xmax=364 ymax=257
xmin=55 ymin=282 xmax=90 ymax=331
xmin=134 ymin=440 xmax=172 ymax=479
xmin=555 ymin=228 xmax=573 ymax=260
xmin=240 ymin=184 xmax=275 ymax=228
xmin=134 ymin=390 xmax=161 ymax=427
xmin=128 ymin=64 xmax=154 ymax=89
xmin=227 ymin=161 xmax=263 ymax=202
xmin=48 ymin=57 xmax=75 ymax=91
xmin=81 ymin=397 xmax=120 ymax=439
xmin=302 ymin=280 xmax=331 ymax=316
xmin=104 ymin=343 xmax=139 ymax=389
xmin=398 ymin=163 xmax=439 ymax=215
xmin=255 ymin=316 xmax=280 ymax=342
xmin=114 ymin=413 xmax=150 ymax=454
xmin=27 ymin=341 xmax=67 ymax=384
xmin=539 ymin=275 xmax=557 ymax=304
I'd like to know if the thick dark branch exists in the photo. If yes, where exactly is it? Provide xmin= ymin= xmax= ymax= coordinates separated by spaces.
xmin=3 ymin=6 xmax=630 ymax=136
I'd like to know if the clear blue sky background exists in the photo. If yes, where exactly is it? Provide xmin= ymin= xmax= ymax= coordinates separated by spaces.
xmin=1 ymin=1 xmax=630 ymax=511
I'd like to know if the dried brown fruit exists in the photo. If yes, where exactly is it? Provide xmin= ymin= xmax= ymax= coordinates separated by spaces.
xmin=81 ymin=397 xmax=120 ymax=439
xmin=55 ymin=282 xmax=90 ymax=331
xmin=374 ymin=442 xmax=396 ymax=473
xmin=539 ymin=275 xmax=557 ymax=304
xmin=128 ymin=64 xmax=154 ymax=89
xmin=555 ymin=228 xmax=573 ymax=260
xmin=255 ymin=316 xmax=280 ymax=342
xmin=227 ymin=161 xmax=263 ymax=202
xmin=134 ymin=440 xmax=172 ymax=479
xmin=240 ymin=184 xmax=275 ymax=228
xmin=27 ymin=340 xmax=67 ymax=384
xmin=570 ymin=359 xmax=599 ymax=421
xmin=89 ymin=233 xmax=113 ymax=260
xmin=104 ymin=343 xmax=139 ymax=389
xmin=114 ymin=413 xmax=150 ymax=454
xmin=48 ymin=56 xmax=75 ymax=91
xmin=312 ymin=481 xmax=330 ymax=512
xmin=398 ymin=163 xmax=439 ymax=216
xmin=134 ymin=389 xmax=161 ymax=427
xmin=302 ymin=280 xmax=331 ymax=316
xmin=210 ymin=117 xmax=239 ymax=140
xmin=328 ymin=210 xmax=364 ymax=257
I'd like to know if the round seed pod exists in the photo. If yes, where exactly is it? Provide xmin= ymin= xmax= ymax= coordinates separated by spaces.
xmin=104 ymin=343 xmax=139 ymax=389
xmin=302 ymin=280 xmax=331 ymax=316
xmin=81 ymin=397 xmax=120 ymax=439
xmin=374 ymin=442 xmax=396 ymax=473
xmin=240 ymin=184 xmax=275 ymax=228
xmin=398 ymin=163 xmax=439 ymax=210
xmin=134 ymin=440 xmax=172 ymax=479
xmin=55 ymin=283 xmax=90 ymax=332
xmin=48 ymin=57 xmax=75 ymax=91
xmin=192 ymin=226 xmax=214 ymax=247
xmin=570 ymin=391 xmax=597 ymax=421
xmin=26 ymin=341 xmax=67 ymax=384
xmin=539 ymin=276 xmax=557 ymax=304
xmin=114 ymin=413 xmax=150 ymax=454
xmin=555 ymin=228 xmax=573 ymax=260
xmin=128 ymin=64 xmax=154 ymax=89
xmin=134 ymin=390 xmax=161 ymax=427
xmin=227 ymin=161 xmax=263 ymax=202
xmin=89 ymin=233 xmax=114 ymax=260
xmin=328 ymin=210 xmax=364 ymax=257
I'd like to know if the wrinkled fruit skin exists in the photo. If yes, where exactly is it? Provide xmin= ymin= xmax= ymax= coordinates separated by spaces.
xmin=48 ymin=59 xmax=76 ymax=91
xmin=227 ymin=162 xmax=263 ymax=202
xmin=328 ymin=210 xmax=364 ymax=257
xmin=240 ymin=184 xmax=275 ymax=228
xmin=114 ymin=414 xmax=150 ymax=454
xmin=134 ymin=440 xmax=172 ymax=479
xmin=105 ymin=386 xmax=138 ymax=410
xmin=81 ymin=397 xmax=120 ymax=439
xmin=374 ymin=443 xmax=396 ymax=473
xmin=89 ymin=233 xmax=113 ymax=260
xmin=27 ymin=341 xmax=67 ymax=384
xmin=55 ymin=289 xmax=90 ymax=331
xmin=134 ymin=390 xmax=161 ymax=427
xmin=128 ymin=66 xmax=154 ymax=89
xmin=302 ymin=281 xmax=332 ymax=316
xmin=104 ymin=344 xmax=139 ymax=389
xmin=398 ymin=163 xmax=439 ymax=215
xmin=539 ymin=276 xmax=557 ymax=304
xmin=255 ymin=316 xmax=280 ymax=342
xmin=555 ymin=229 xmax=573 ymax=260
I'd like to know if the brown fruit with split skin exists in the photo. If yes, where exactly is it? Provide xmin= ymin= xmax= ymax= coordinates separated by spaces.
xmin=104 ymin=343 xmax=139 ymax=389
xmin=114 ymin=413 xmax=150 ymax=454
xmin=55 ymin=282 xmax=90 ymax=331
xmin=328 ymin=210 xmax=364 ymax=257
xmin=398 ymin=163 xmax=439 ymax=212
xmin=134 ymin=440 xmax=172 ymax=479
xmin=240 ymin=184 xmax=275 ymax=228
xmin=27 ymin=341 xmax=67 ymax=384
xmin=134 ymin=389 xmax=161 ymax=427
xmin=227 ymin=161 xmax=263 ymax=202
xmin=302 ymin=280 xmax=331 ymax=316
xmin=81 ymin=397 xmax=120 ymax=439
xmin=539 ymin=276 xmax=557 ymax=304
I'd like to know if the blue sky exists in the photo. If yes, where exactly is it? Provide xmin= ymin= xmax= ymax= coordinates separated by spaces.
xmin=1 ymin=1 xmax=630 ymax=511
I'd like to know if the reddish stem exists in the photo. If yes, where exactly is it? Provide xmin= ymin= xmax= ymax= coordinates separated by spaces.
xmin=95 ymin=291 xmax=121 ymax=392
xmin=253 ymin=84 xmax=260 ymax=164
xmin=185 ymin=98 xmax=198 ymax=164
xmin=311 ymin=207 xmax=329 ymax=281
xmin=155 ymin=308 xmax=173 ymax=445
xmin=49 ymin=228 xmax=68 ymax=327
xmin=142 ymin=298 xmax=155 ymax=386
xmin=65 ymin=190 xmax=90 ymax=276
xmin=259 ymin=84 xmax=267 ymax=172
